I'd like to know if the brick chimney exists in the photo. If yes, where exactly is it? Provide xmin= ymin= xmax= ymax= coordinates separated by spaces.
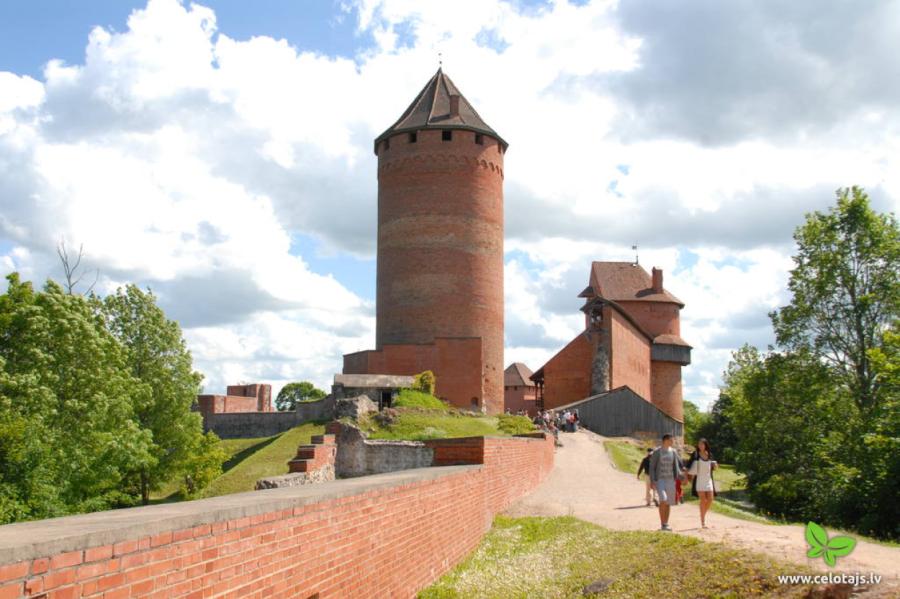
xmin=651 ymin=267 xmax=663 ymax=293
xmin=449 ymin=94 xmax=460 ymax=117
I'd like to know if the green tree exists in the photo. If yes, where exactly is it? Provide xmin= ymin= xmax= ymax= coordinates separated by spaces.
xmin=681 ymin=400 xmax=710 ymax=446
xmin=412 ymin=370 xmax=436 ymax=395
xmin=771 ymin=187 xmax=900 ymax=412
xmin=700 ymin=345 xmax=760 ymax=462
xmin=0 ymin=275 xmax=153 ymax=520
xmin=730 ymin=351 xmax=857 ymax=522
xmin=275 ymin=381 xmax=326 ymax=411
xmin=103 ymin=285 xmax=222 ymax=504
xmin=180 ymin=431 xmax=227 ymax=499
xmin=851 ymin=325 xmax=900 ymax=537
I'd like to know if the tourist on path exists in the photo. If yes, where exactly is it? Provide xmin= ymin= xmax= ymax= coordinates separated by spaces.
xmin=649 ymin=433 xmax=684 ymax=531
xmin=685 ymin=438 xmax=718 ymax=528
xmin=636 ymin=448 xmax=657 ymax=506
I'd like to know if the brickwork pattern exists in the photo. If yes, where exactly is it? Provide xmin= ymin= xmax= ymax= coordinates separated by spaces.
xmin=539 ymin=334 xmax=593 ymax=410
xmin=650 ymin=361 xmax=684 ymax=422
xmin=608 ymin=309 xmax=652 ymax=400
xmin=343 ymin=338 xmax=484 ymax=411
xmin=0 ymin=435 xmax=553 ymax=599
xmin=374 ymin=128 xmax=505 ymax=414
xmin=503 ymin=385 xmax=537 ymax=416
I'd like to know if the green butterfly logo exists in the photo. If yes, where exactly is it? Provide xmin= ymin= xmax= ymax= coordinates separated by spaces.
xmin=805 ymin=522 xmax=856 ymax=567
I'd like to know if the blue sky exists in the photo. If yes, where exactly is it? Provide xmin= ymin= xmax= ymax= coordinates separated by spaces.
xmin=1 ymin=0 xmax=897 ymax=406
xmin=0 ymin=1 xmax=366 ymax=77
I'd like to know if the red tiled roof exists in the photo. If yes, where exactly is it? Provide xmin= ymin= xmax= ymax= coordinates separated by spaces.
xmin=374 ymin=68 xmax=507 ymax=153
xmin=504 ymin=362 xmax=535 ymax=387
xmin=589 ymin=262 xmax=683 ymax=306
xmin=653 ymin=334 xmax=692 ymax=348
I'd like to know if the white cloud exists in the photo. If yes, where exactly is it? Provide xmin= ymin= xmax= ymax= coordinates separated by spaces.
xmin=2 ymin=0 xmax=898 ymax=408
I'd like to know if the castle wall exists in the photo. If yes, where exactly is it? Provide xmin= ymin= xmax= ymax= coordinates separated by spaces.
xmin=375 ymin=128 xmax=504 ymax=413
xmin=201 ymin=396 xmax=336 ymax=439
xmin=503 ymin=385 xmax=537 ymax=416
xmin=616 ymin=300 xmax=680 ymax=338
xmin=608 ymin=309 xmax=652 ymax=400
xmin=0 ymin=436 xmax=553 ymax=599
xmin=538 ymin=333 xmax=593 ymax=410
xmin=225 ymin=384 xmax=273 ymax=412
xmin=650 ymin=360 xmax=684 ymax=422
xmin=343 ymin=337 xmax=484 ymax=410
xmin=196 ymin=394 xmax=258 ymax=415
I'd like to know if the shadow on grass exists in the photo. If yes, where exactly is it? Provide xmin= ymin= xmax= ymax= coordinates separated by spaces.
xmin=221 ymin=435 xmax=280 ymax=474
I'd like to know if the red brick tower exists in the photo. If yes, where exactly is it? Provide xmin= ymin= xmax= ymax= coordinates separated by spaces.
xmin=345 ymin=69 xmax=507 ymax=413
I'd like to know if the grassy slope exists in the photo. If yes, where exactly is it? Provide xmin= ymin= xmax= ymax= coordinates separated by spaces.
xmin=200 ymin=422 xmax=325 ymax=498
xmin=362 ymin=411 xmax=503 ymax=440
xmin=359 ymin=390 xmax=536 ymax=441
xmin=359 ymin=410 xmax=536 ymax=441
xmin=152 ymin=422 xmax=326 ymax=502
xmin=421 ymin=515 xmax=815 ymax=598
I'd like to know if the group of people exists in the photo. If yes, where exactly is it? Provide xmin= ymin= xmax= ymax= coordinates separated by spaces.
xmin=637 ymin=434 xmax=718 ymax=530
xmin=532 ymin=408 xmax=580 ymax=444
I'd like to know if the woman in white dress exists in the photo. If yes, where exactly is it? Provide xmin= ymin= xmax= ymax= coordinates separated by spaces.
xmin=685 ymin=438 xmax=717 ymax=528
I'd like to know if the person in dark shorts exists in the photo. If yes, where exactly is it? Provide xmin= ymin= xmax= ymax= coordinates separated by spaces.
xmin=637 ymin=448 xmax=657 ymax=506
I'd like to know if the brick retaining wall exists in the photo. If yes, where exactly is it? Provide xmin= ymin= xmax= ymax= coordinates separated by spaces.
xmin=0 ymin=433 xmax=554 ymax=598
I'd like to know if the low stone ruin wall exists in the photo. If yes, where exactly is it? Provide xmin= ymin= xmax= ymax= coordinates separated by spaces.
xmin=254 ymin=464 xmax=335 ymax=489
xmin=202 ymin=395 xmax=335 ymax=439
xmin=334 ymin=424 xmax=435 ymax=478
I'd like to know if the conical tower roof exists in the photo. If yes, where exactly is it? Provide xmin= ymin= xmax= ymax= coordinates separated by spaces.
xmin=374 ymin=68 xmax=508 ymax=154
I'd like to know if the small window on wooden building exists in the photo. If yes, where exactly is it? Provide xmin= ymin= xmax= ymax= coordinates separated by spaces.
xmin=442 ymin=130 xmax=452 ymax=141
xmin=475 ymin=133 xmax=484 ymax=145
xmin=408 ymin=132 xmax=417 ymax=143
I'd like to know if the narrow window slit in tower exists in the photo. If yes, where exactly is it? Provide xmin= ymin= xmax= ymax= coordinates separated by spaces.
xmin=383 ymin=138 xmax=390 ymax=150
xmin=442 ymin=130 xmax=452 ymax=141
xmin=475 ymin=133 xmax=483 ymax=145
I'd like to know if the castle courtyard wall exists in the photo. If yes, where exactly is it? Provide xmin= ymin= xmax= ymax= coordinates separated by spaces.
xmin=0 ymin=434 xmax=553 ymax=599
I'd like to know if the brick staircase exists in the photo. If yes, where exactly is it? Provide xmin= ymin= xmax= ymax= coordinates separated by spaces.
xmin=287 ymin=432 xmax=336 ymax=473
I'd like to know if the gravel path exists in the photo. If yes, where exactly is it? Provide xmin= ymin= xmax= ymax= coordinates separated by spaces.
xmin=505 ymin=428 xmax=899 ymax=590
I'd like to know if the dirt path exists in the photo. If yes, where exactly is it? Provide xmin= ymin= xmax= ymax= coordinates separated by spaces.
xmin=505 ymin=429 xmax=899 ymax=590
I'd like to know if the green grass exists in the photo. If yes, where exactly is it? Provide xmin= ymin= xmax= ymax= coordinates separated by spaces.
xmin=393 ymin=389 xmax=451 ymax=411
xmin=603 ymin=439 xmax=646 ymax=473
xmin=421 ymin=515 xmax=816 ymax=598
xmin=362 ymin=411 xmax=504 ymax=440
xmin=151 ymin=422 xmax=326 ymax=502
xmin=200 ymin=422 xmax=326 ymax=497
xmin=358 ymin=398 xmax=537 ymax=441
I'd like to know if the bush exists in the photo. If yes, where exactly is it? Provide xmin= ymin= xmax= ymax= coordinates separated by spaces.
xmin=393 ymin=389 xmax=449 ymax=411
xmin=412 ymin=370 xmax=436 ymax=395
xmin=497 ymin=414 xmax=536 ymax=436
